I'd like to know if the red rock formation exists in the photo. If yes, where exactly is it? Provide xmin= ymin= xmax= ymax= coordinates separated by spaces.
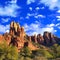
xmin=43 ymin=31 xmax=50 ymax=45
xmin=9 ymin=22 xmax=26 ymax=49
xmin=28 ymin=36 xmax=31 ymax=42
xmin=37 ymin=34 xmax=44 ymax=44
xmin=3 ymin=32 xmax=11 ymax=45
xmin=0 ymin=21 xmax=60 ymax=51
xmin=49 ymin=33 xmax=56 ymax=44
xmin=0 ymin=35 xmax=4 ymax=43
xmin=31 ymin=34 xmax=37 ymax=43
xmin=4 ymin=21 xmax=38 ymax=50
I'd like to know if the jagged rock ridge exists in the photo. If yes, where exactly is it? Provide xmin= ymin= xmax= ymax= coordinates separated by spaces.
xmin=0 ymin=21 xmax=38 ymax=50
xmin=0 ymin=21 xmax=60 ymax=51
xmin=28 ymin=31 xmax=60 ymax=46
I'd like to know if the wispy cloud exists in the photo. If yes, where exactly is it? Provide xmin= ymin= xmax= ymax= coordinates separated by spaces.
xmin=40 ymin=0 xmax=60 ymax=10
xmin=24 ymin=22 xmax=56 ymax=36
xmin=27 ymin=0 xmax=35 ymax=5
xmin=57 ymin=10 xmax=60 ymax=13
xmin=47 ymin=23 xmax=55 ymax=27
xmin=0 ymin=24 xmax=10 ymax=33
xmin=0 ymin=0 xmax=20 ymax=17
xmin=29 ymin=7 xmax=33 ymax=11
xmin=56 ymin=23 xmax=60 ymax=26
xmin=26 ymin=13 xmax=45 ymax=19
xmin=34 ymin=14 xmax=45 ymax=18
xmin=1 ymin=18 xmax=10 ymax=23
xmin=27 ymin=0 xmax=60 ymax=10
xmin=35 ymin=7 xmax=45 ymax=10
xmin=35 ymin=7 xmax=40 ymax=10
xmin=9 ymin=0 xmax=17 ymax=3
xmin=57 ymin=19 xmax=60 ymax=21
xmin=56 ymin=16 xmax=60 ymax=19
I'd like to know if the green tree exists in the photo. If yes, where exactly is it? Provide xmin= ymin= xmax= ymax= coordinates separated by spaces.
xmin=0 ymin=40 xmax=18 ymax=60
xmin=50 ymin=44 xmax=59 ymax=58
xmin=33 ymin=56 xmax=47 ymax=60
xmin=19 ymin=46 xmax=32 ymax=60
xmin=56 ymin=45 xmax=60 ymax=57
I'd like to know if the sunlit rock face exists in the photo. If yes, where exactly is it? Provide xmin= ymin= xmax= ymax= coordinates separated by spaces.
xmin=0 ymin=35 xmax=4 ymax=43
xmin=3 ymin=32 xmax=11 ymax=45
xmin=0 ymin=21 xmax=38 ymax=51
xmin=0 ymin=21 xmax=60 ymax=51
xmin=9 ymin=21 xmax=26 ymax=49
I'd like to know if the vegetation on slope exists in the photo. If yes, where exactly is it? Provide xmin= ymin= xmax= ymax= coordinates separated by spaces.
xmin=0 ymin=40 xmax=60 ymax=60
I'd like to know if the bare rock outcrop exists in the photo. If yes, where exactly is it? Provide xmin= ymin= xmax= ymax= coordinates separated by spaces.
xmin=0 ymin=21 xmax=60 ymax=51
xmin=0 ymin=21 xmax=38 ymax=51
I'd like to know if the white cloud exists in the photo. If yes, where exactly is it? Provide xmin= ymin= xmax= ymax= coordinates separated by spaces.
xmin=34 ymin=14 xmax=45 ymax=18
xmin=27 ymin=0 xmax=60 ymax=9
xmin=26 ymin=13 xmax=35 ymax=19
xmin=35 ymin=7 xmax=45 ymax=10
xmin=54 ymin=30 xmax=57 ymax=32
xmin=47 ymin=23 xmax=55 ymax=27
xmin=6 ymin=30 xmax=9 ymax=33
xmin=55 ymin=23 xmax=60 ymax=29
xmin=1 ymin=18 xmax=10 ymax=23
xmin=29 ymin=7 xmax=33 ymax=11
xmin=26 ymin=13 xmax=45 ymax=19
xmin=27 ymin=0 xmax=35 ymax=5
xmin=56 ymin=23 xmax=60 ymax=26
xmin=47 ymin=23 xmax=60 ymax=30
xmin=38 ymin=15 xmax=45 ymax=18
xmin=25 ymin=16 xmax=30 ymax=19
xmin=57 ymin=19 xmax=60 ymax=21
xmin=9 ymin=0 xmax=17 ymax=3
xmin=0 ymin=24 xmax=10 ymax=33
xmin=35 ymin=7 xmax=40 ymax=10
xmin=56 ymin=16 xmax=60 ymax=19
xmin=57 ymin=10 xmax=60 ymax=13
xmin=40 ymin=0 xmax=60 ymax=10
xmin=58 ymin=27 xmax=60 ymax=29
xmin=27 ymin=13 xmax=34 ymax=16
xmin=0 ymin=0 xmax=20 ymax=17
xmin=24 ymin=22 xmax=56 ymax=36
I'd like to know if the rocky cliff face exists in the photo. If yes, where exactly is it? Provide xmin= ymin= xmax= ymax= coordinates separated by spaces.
xmin=0 ymin=21 xmax=60 ymax=51
xmin=28 ymin=31 xmax=60 ymax=46
xmin=0 ymin=21 xmax=38 ymax=50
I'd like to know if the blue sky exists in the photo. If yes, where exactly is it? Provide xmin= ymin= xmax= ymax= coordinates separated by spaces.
xmin=0 ymin=0 xmax=60 ymax=37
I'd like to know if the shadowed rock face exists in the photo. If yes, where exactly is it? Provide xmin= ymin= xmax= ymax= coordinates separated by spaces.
xmin=0 ymin=21 xmax=38 ymax=50
xmin=43 ymin=32 xmax=50 ymax=44
xmin=0 ymin=21 xmax=25 ymax=49
xmin=0 ymin=21 xmax=60 ymax=51
xmin=31 ymin=35 xmax=37 ymax=43
xmin=9 ymin=21 xmax=26 ymax=49
xmin=49 ymin=33 xmax=56 ymax=45
xmin=37 ymin=34 xmax=44 ymax=44
xmin=10 ymin=36 xmax=18 ymax=47
xmin=28 ymin=31 xmax=60 ymax=46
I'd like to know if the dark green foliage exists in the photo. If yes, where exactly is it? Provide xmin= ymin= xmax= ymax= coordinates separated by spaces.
xmin=18 ymin=46 xmax=33 ymax=60
xmin=50 ymin=44 xmax=60 ymax=58
xmin=0 ymin=40 xmax=18 ymax=60
xmin=0 ymin=40 xmax=60 ymax=60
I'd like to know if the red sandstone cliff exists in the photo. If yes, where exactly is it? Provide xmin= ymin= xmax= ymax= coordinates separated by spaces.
xmin=0 ymin=21 xmax=38 ymax=50
xmin=0 ymin=21 xmax=60 ymax=51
